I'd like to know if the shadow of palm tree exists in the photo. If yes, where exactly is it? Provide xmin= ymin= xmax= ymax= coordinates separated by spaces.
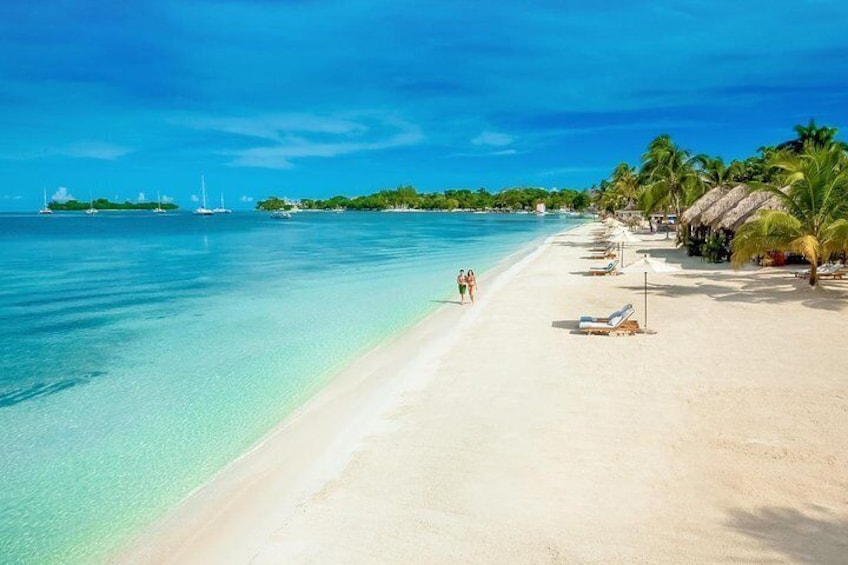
xmin=624 ymin=272 xmax=848 ymax=311
xmin=726 ymin=505 xmax=848 ymax=564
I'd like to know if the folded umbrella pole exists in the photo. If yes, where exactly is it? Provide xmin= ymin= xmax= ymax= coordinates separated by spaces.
xmin=620 ymin=254 xmax=681 ymax=334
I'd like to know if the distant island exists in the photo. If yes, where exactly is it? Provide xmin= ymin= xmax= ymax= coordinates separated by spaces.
xmin=256 ymin=185 xmax=591 ymax=212
xmin=49 ymin=198 xmax=179 ymax=211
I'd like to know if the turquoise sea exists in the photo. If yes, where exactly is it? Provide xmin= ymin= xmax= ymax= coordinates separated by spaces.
xmin=0 ymin=210 xmax=585 ymax=563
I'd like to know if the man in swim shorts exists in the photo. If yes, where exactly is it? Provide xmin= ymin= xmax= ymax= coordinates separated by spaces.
xmin=457 ymin=269 xmax=467 ymax=304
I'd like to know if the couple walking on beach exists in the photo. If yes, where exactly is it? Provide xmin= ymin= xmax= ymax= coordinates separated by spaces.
xmin=456 ymin=269 xmax=477 ymax=305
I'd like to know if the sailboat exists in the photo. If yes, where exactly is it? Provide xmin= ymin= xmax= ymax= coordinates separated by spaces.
xmin=38 ymin=188 xmax=53 ymax=214
xmin=194 ymin=175 xmax=213 ymax=216
xmin=85 ymin=195 xmax=98 ymax=215
xmin=153 ymin=192 xmax=166 ymax=214
xmin=212 ymin=193 xmax=232 ymax=214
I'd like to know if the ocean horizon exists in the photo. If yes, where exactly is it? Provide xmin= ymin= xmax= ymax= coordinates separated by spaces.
xmin=0 ymin=210 xmax=586 ymax=563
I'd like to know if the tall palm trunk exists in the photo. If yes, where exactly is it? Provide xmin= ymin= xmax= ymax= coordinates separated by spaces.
xmin=808 ymin=261 xmax=818 ymax=287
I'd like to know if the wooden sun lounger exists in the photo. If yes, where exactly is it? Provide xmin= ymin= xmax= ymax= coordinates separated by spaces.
xmin=577 ymin=307 xmax=640 ymax=335
xmin=587 ymin=251 xmax=616 ymax=259
xmin=588 ymin=260 xmax=619 ymax=276
xmin=793 ymin=264 xmax=845 ymax=279
xmin=819 ymin=265 xmax=847 ymax=279
xmin=580 ymin=303 xmax=632 ymax=324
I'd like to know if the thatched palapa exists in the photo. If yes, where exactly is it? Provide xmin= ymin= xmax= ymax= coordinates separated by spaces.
xmin=680 ymin=186 xmax=728 ymax=226
xmin=697 ymin=184 xmax=750 ymax=228
xmin=714 ymin=190 xmax=774 ymax=231
xmin=738 ymin=190 xmax=789 ymax=229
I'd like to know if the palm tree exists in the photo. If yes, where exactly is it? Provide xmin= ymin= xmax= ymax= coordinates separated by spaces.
xmin=731 ymin=143 xmax=848 ymax=286
xmin=592 ymin=179 xmax=624 ymax=213
xmin=777 ymin=119 xmax=842 ymax=153
xmin=639 ymin=135 xmax=706 ymax=230
xmin=609 ymin=162 xmax=641 ymax=204
xmin=695 ymin=155 xmax=730 ymax=188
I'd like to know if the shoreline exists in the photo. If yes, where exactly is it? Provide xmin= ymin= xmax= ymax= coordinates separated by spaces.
xmin=115 ymin=224 xmax=578 ymax=564
xmin=119 ymin=221 xmax=847 ymax=563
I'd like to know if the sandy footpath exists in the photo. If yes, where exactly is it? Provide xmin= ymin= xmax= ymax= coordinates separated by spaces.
xmin=119 ymin=222 xmax=848 ymax=564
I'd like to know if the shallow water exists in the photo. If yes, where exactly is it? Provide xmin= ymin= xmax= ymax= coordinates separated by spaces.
xmin=0 ymin=210 xmax=584 ymax=563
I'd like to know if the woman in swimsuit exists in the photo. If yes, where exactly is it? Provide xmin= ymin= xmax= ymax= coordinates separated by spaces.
xmin=466 ymin=269 xmax=477 ymax=303
xmin=457 ymin=269 xmax=467 ymax=304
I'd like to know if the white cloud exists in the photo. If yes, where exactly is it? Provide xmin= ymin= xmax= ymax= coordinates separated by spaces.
xmin=537 ymin=166 xmax=610 ymax=177
xmin=471 ymin=131 xmax=514 ymax=147
xmin=0 ymin=142 xmax=132 ymax=161
xmin=61 ymin=142 xmax=133 ymax=160
xmin=450 ymin=148 xmax=519 ymax=158
xmin=188 ymin=112 xmax=424 ymax=170
xmin=240 ymin=195 xmax=254 ymax=203
xmin=228 ymin=126 xmax=423 ymax=169
xmin=162 ymin=195 xmax=174 ymax=203
xmin=190 ymin=194 xmax=199 ymax=202
xmin=186 ymin=113 xmax=368 ymax=142
xmin=137 ymin=192 xmax=146 ymax=202
xmin=52 ymin=186 xmax=74 ymax=202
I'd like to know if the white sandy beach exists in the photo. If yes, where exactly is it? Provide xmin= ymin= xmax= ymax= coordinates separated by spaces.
xmin=120 ymin=222 xmax=848 ymax=564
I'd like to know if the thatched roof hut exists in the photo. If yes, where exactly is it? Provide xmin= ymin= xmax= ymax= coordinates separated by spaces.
xmin=680 ymin=186 xmax=728 ymax=226
xmin=714 ymin=190 xmax=775 ymax=231
xmin=698 ymin=184 xmax=750 ymax=228
xmin=737 ymin=191 xmax=789 ymax=229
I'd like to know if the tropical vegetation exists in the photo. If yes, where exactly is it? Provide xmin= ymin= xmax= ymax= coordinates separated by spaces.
xmin=730 ymin=143 xmax=848 ymax=286
xmin=590 ymin=120 xmax=848 ymax=219
xmin=589 ymin=119 xmax=848 ymax=286
xmin=49 ymin=198 xmax=178 ymax=211
xmin=257 ymin=186 xmax=591 ymax=212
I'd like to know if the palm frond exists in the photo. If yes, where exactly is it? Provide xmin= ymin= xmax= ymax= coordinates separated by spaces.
xmin=730 ymin=210 xmax=800 ymax=267
xmin=788 ymin=234 xmax=822 ymax=263
xmin=822 ymin=219 xmax=848 ymax=256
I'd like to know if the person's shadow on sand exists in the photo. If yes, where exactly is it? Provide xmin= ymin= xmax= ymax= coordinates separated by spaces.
xmin=430 ymin=299 xmax=463 ymax=305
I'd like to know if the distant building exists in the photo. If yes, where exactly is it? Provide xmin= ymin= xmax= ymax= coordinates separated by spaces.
xmin=616 ymin=205 xmax=643 ymax=221
xmin=615 ymin=205 xmax=676 ymax=228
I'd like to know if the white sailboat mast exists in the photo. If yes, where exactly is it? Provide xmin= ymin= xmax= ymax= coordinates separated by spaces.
xmin=201 ymin=175 xmax=208 ymax=209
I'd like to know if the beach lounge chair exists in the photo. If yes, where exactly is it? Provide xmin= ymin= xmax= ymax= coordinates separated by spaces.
xmin=577 ymin=306 xmax=640 ymax=335
xmin=819 ymin=263 xmax=847 ymax=279
xmin=580 ymin=303 xmax=632 ymax=324
xmin=587 ymin=247 xmax=617 ymax=259
xmin=794 ymin=263 xmax=843 ymax=279
xmin=588 ymin=260 xmax=619 ymax=276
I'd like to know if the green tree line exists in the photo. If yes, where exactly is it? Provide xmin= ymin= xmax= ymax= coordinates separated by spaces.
xmin=590 ymin=119 xmax=848 ymax=286
xmin=591 ymin=119 xmax=847 ymax=220
xmin=257 ymin=186 xmax=591 ymax=212
xmin=49 ymin=198 xmax=179 ymax=211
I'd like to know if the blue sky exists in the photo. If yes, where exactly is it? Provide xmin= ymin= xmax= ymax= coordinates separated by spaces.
xmin=2 ymin=0 xmax=848 ymax=210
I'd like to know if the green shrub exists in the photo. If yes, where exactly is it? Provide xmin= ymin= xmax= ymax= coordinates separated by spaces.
xmin=700 ymin=233 xmax=725 ymax=263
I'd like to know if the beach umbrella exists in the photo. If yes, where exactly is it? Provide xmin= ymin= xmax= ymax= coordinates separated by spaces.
xmin=609 ymin=228 xmax=641 ymax=266
xmin=602 ymin=218 xmax=623 ymax=235
xmin=620 ymin=254 xmax=680 ymax=334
